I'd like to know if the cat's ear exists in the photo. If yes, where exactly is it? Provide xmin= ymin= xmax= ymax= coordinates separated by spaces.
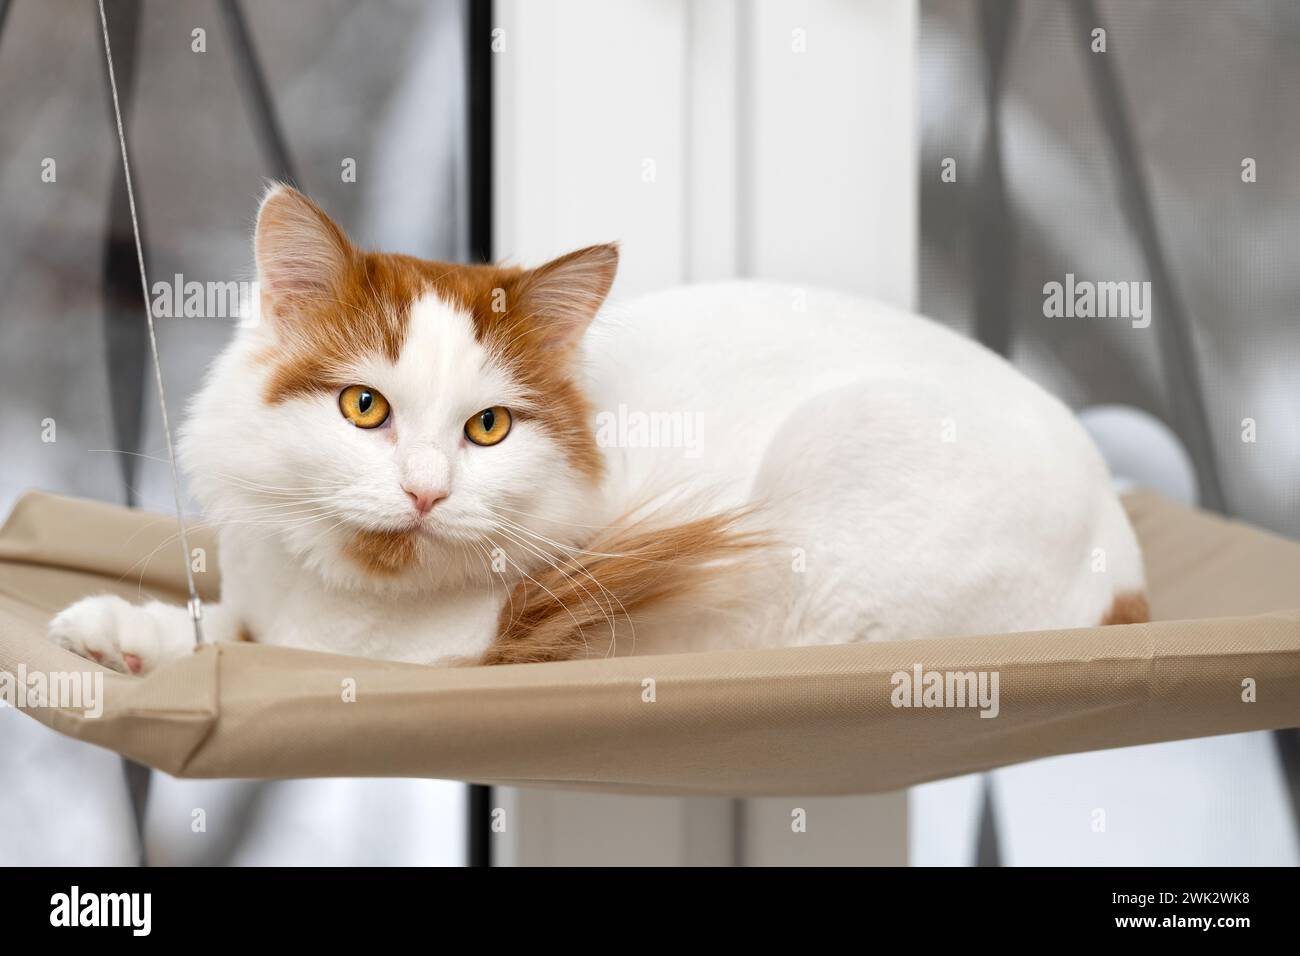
xmin=514 ymin=243 xmax=619 ymax=353
xmin=254 ymin=184 xmax=354 ymax=314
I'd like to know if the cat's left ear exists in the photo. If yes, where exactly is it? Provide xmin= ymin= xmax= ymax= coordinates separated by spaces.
xmin=515 ymin=243 xmax=619 ymax=353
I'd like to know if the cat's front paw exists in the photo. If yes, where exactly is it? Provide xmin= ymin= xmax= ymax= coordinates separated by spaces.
xmin=48 ymin=595 xmax=178 ymax=675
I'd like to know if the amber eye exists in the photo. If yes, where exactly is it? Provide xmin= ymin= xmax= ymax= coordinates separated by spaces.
xmin=465 ymin=406 xmax=512 ymax=446
xmin=339 ymin=385 xmax=390 ymax=428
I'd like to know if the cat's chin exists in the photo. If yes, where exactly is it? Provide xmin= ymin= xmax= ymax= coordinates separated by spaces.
xmin=318 ymin=534 xmax=494 ymax=594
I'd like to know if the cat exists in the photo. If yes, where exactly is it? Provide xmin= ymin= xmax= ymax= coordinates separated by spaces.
xmin=48 ymin=185 xmax=1147 ymax=673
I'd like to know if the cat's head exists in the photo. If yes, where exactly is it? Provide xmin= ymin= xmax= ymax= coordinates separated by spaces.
xmin=179 ymin=185 xmax=617 ymax=591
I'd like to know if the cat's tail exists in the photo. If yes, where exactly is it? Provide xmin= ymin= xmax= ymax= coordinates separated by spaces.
xmin=480 ymin=504 xmax=770 ymax=665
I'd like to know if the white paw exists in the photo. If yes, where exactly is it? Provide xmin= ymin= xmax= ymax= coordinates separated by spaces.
xmin=48 ymin=595 xmax=171 ymax=675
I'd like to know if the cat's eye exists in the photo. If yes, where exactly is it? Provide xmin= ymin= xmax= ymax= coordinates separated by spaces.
xmin=465 ymin=406 xmax=512 ymax=446
xmin=339 ymin=385 xmax=390 ymax=429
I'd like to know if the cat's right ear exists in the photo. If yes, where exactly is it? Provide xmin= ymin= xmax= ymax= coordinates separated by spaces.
xmin=254 ymin=184 xmax=354 ymax=317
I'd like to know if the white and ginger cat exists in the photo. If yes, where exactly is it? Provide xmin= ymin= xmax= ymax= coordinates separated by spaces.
xmin=49 ymin=185 xmax=1147 ymax=673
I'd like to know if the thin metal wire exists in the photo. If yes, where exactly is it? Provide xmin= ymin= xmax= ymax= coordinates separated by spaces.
xmin=97 ymin=0 xmax=204 ymax=645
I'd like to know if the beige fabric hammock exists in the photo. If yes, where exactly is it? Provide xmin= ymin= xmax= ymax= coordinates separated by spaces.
xmin=0 ymin=489 xmax=1297 ymax=796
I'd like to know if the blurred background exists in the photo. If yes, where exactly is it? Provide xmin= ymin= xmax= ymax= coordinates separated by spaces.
xmin=0 ymin=0 xmax=1296 ymax=865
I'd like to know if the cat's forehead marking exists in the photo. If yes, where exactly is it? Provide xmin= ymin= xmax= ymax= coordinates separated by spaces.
xmin=403 ymin=289 xmax=486 ymax=364
xmin=385 ymin=290 xmax=518 ymax=411
xmin=261 ymin=255 xmax=509 ymax=401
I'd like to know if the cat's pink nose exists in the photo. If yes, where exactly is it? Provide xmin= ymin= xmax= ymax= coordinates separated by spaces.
xmin=404 ymin=485 xmax=447 ymax=516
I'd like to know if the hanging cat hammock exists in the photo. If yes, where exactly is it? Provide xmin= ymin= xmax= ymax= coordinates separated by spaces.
xmin=1 ymin=487 xmax=1298 ymax=796
xmin=2 ymin=4 xmax=1296 ymax=796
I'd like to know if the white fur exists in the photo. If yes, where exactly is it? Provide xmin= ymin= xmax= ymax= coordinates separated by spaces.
xmin=584 ymin=282 xmax=1144 ymax=653
xmin=49 ymin=280 xmax=1144 ymax=671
